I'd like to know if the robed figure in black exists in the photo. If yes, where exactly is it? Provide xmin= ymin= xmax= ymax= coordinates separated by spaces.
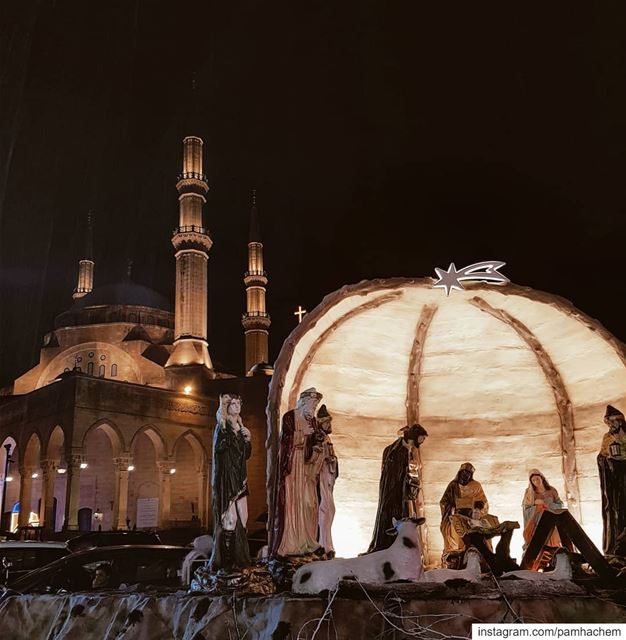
xmin=597 ymin=405 xmax=626 ymax=555
xmin=368 ymin=424 xmax=428 ymax=552
xmin=210 ymin=394 xmax=252 ymax=572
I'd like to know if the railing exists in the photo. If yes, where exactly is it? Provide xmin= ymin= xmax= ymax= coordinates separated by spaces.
xmin=244 ymin=270 xmax=267 ymax=278
xmin=177 ymin=171 xmax=207 ymax=182
xmin=242 ymin=311 xmax=270 ymax=319
xmin=173 ymin=225 xmax=209 ymax=236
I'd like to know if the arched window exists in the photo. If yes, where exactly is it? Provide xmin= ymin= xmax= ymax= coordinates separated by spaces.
xmin=111 ymin=364 xmax=118 ymax=377
xmin=129 ymin=313 xmax=137 ymax=324
xmin=87 ymin=362 xmax=94 ymax=376
xmin=98 ymin=365 xmax=105 ymax=377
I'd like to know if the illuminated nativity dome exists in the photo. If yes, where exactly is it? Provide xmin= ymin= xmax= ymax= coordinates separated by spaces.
xmin=268 ymin=278 xmax=626 ymax=564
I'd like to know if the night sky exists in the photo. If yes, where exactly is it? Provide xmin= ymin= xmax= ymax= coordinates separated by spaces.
xmin=2 ymin=2 xmax=626 ymax=387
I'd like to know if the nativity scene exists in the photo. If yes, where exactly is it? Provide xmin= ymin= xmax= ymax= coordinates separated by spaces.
xmin=188 ymin=278 xmax=626 ymax=598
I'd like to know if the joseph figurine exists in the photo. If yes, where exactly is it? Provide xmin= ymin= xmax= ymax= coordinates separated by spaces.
xmin=368 ymin=424 xmax=428 ymax=552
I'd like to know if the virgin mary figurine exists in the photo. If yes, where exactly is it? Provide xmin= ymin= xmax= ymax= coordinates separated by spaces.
xmin=210 ymin=394 xmax=252 ymax=572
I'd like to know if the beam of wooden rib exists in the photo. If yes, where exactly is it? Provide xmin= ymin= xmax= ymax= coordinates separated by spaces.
xmin=405 ymin=304 xmax=438 ymax=558
xmin=520 ymin=511 xmax=559 ymax=570
xmin=470 ymin=296 xmax=582 ymax=521
xmin=287 ymin=291 xmax=404 ymax=408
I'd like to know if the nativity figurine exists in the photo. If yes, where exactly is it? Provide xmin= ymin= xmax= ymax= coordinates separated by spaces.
xmin=598 ymin=404 xmax=626 ymax=555
xmin=368 ymin=424 xmax=428 ymax=553
xmin=521 ymin=468 xmax=564 ymax=550
xmin=270 ymin=387 xmax=324 ymax=557
xmin=210 ymin=393 xmax=252 ymax=572
xmin=440 ymin=462 xmax=519 ymax=574
xmin=309 ymin=404 xmax=338 ymax=556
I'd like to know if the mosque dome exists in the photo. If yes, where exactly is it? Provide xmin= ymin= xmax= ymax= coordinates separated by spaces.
xmin=54 ymin=281 xmax=173 ymax=330
xmin=268 ymin=278 xmax=626 ymax=563
xmin=70 ymin=281 xmax=172 ymax=312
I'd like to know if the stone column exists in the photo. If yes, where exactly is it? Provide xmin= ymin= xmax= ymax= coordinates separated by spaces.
xmin=17 ymin=466 xmax=34 ymax=528
xmin=197 ymin=464 xmax=209 ymax=527
xmin=112 ymin=456 xmax=132 ymax=530
xmin=157 ymin=460 xmax=174 ymax=528
xmin=63 ymin=454 xmax=83 ymax=531
xmin=39 ymin=460 xmax=57 ymax=530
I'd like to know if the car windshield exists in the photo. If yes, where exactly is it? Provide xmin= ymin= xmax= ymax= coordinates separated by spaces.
xmin=12 ymin=547 xmax=187 ymax=594
xmin=1 ymin=547 xmax=67 ymax=576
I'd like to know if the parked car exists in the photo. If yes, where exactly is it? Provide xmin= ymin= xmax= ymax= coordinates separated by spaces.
xmin=0 ymin=541 xmax=70 ymax=585
xmin=65 ymin=530 xmax=162 ymax=553
xmin=8 ymin=545 xmax=188 ymax=594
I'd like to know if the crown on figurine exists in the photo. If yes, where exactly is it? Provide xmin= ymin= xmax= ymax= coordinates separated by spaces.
xmin=300 ymin=387 xmax=323 ymax=400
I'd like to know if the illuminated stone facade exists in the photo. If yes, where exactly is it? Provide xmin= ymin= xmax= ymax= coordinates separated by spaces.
xmin=242 ymin=192 xmax=271 ymax=374
xmin=0 ymin=135 xmax=271 ymax=534
xmin=165 ymin=136 xmax=213 ymax=371
xmin=72 ymin=210 xmax=94 ymax=300
xmin=0 ymin=374 xmax=269 ymax=532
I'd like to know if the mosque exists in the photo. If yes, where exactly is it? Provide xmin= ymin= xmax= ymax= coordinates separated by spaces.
xmin=0 ymin=135 xmax=272 ymax=534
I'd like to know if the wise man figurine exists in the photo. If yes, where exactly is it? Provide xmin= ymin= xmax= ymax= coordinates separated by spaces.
xmin=309 ymin=404 xmax=338 ymax=556
xmin=440 ymin=463 xmax=519 ymax=574
xmin=210 ymin=394 xmax=252 ymax=572
xmin=597 ymin=404 xmax=626 ymax=555
xmin=270 ymin=387 xmax=323 ymax=557
xmin=368 ymin=424 xmax=428 ymax=553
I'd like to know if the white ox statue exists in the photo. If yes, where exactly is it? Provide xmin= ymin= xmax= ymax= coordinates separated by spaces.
xmin=419 ymin=547 xmax=482 ymax=583
xmin=292 ymin=517 xmax=425 ymax=595
xmin=501 ymin=548 xmax=573 ymax=581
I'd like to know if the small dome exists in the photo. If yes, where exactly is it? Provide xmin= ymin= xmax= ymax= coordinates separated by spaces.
xmin=71 ymin=281 xmax=172 ymax=312
xmin=249 ymin=362 xmax=274 ymax=376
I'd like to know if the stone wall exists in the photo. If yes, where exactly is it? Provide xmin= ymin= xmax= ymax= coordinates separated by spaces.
xmin=0 ymin=583 xmax=624 ymax=639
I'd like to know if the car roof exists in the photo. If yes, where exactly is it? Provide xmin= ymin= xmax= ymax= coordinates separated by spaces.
xmin=68 ymin=544 xmax=187 ymax=555
xmin=0 ymin=541 xmax=67 ymax=549
xmin=65 ymin=530 xmax=161 ymax=551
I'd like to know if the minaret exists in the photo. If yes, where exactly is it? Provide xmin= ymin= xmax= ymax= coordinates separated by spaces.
xmin=242 ymin=189 xmax=271 ymax=374
xmin=165 ymin=136 xmax=214 ymax=372
xmin=72 ymin=211 xmax=94 ymax=299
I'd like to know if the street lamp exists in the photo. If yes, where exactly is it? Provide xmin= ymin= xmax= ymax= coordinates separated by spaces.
xmin=1 ymin=444 xmax=13 ymax=531
xmin=93 ymin=507 xmax=104 ymax=532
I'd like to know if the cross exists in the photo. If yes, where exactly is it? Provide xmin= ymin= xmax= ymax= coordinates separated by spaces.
xmin=294 ymin=305 xmax=307 ymax=323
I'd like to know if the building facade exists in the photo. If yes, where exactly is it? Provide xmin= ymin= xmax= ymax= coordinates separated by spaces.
xmin=0 ymin=135 xmax=271 ymax=534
